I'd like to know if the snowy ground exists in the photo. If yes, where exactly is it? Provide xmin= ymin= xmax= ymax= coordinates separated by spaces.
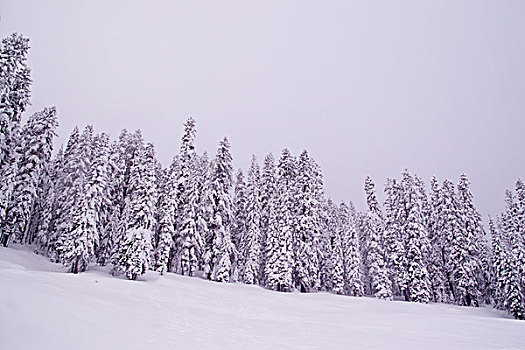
xmin=1 ymin=245 xmax=524 ymax=350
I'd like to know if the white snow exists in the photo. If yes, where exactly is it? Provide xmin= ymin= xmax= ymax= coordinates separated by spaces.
xmin=1 ymin=245 xmax=524 ymax=350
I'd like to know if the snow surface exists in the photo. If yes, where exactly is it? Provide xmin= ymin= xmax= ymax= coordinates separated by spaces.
xmin=1 ymin=245 xmax=524 ymax=350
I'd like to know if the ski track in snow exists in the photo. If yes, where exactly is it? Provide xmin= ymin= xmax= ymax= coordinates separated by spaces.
xmin=1 ymin=245 xmax=524 ymax=350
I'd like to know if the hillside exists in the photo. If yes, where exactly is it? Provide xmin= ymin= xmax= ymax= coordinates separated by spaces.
xmin=0 ymin=245 xmax=524 ymax=350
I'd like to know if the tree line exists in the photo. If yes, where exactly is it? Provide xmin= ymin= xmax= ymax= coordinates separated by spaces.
xmin=1 ymin=33 xmax=524 ymax=320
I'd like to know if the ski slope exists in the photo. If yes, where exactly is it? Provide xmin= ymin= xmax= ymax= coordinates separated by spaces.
xmin=1 ymin=245 xmax=524 ymax=350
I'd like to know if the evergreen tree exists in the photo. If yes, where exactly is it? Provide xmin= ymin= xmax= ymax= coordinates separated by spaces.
xmin=3 ymin=107 xmax=57 ymax=246
xmin=58 ymin=132 xmax=109 ymax=273
xmin=452 ymin=175 xmax=483 ymax=306
xmin=364 ymin=176 xmax=393 ymax=300
xmin=502 ymin=189 xmax=525 ymax=312
xmin=426 ymin=176 xmax=453 ymax=302
xmin=259 ymin=153 xmax=276 ymax=283
xmin=108 ymin=130 xmax=147 ymax=266
xmin=331 ymin=224 xmax=345 ymax=295
xmin=340 ymin=201 xmax=364 ymax=297
xmin=239 ymin=156 xmax=263 ymax=285
xmin=436 ymin=179 xmax=462 ymax=303
xmin=293 ymin=150 xmax=322 ymax=292
xmin=264 ymin=149 xmax=295 ymax=292
xmin=401 ymin=171 xmax=431 ymax=303
xmin=355 ymin=210 xmax=372 ymax=295
xmin=86 ymin=133 xmax=111 ymax=265
xmin=0 ymin=34 xmax=32 ymax=212
xmin=319 ymin=199 xmax=337 ymax=291
xmin=490 ymin=216 xmax=524 ymax=319
xmin=53 ymin=126 xmax=93 ymax=261
xmin=114 ymin=142 xmax=157 ymax=279
xmin=383 ymin=178 xmax=407 ymax=297
xmin=175 ymin=119 xmax=206 ymax=276
xmin=36 ymin=146 xmax=64 ymax=256
xmin=204 ymin=137 xmax=235 ymax=282
xmin=155 ymin=170 xmax=174 ymax=275
xmin=60 ymin=181 xmax=97 ymax=273
xmin=232 ymin=169 xmax=248 ymax=280
xmin=115 ymin=228 xmax=153 ymax=280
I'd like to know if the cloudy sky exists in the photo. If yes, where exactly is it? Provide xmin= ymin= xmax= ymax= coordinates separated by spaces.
xmin=1 ymin=1 xmax=524 ymax=217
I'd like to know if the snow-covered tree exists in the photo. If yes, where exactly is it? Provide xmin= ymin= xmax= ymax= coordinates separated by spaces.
xmin=57 ymin=132 xmax=110 ymax=273
xmin=490 ymin=215 xmax=524 ymax=319
xmin=204 ymin=137 xmax=235 ymax=282
xmin=401 ymin=171 xmax=431 ymax=303
xmin=259 ymin=153 xmax=276 ymax=283
xmin=53 ymin=126 xmax=93 ymax=261
xmin=319 ymin=199 xmax=337 ymax=291
xmin=113 ymin=142 xmax=157 ymax=279
xmin=451 ymin=175 xmax=483 ymax=306
xmin=264 ymin=149 xmax=295 ymax=292
xmin=154 ymin=168 xmax=174 ymax=275
xmin=340 ymin=201 xmax=364 ymax=297
xmin=239 ymin=156 xmax=263 ymax=285
xmin=383 ymin=177 xmax=407 ymax=297
xmin=364 ymin=176 xmax=392 ymax=300
xmin=3 ymin=107 xmax=57 ymax=246
xmin=60 ymin=183 xmax=97 ymax=273
xmin=331 ymin=225 xmax=345 ymax=295
xmin=84 ymin=133 xmax=111 ymax=264
xmin=500 ymin=188 xmax=525 ymax=314
xmin=0 ymin=33 xmax=32 ymax=181
xmin=115 ymin=228 xmax=153 ymax=280
xmin=175 ymin=119 xmax=206 ymax=276
xmin=293 ymin=150 xmax=322 ymax=292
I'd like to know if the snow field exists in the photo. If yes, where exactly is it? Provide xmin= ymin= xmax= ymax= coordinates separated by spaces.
xmin=1 ymin=245 xmax=524 ymax=350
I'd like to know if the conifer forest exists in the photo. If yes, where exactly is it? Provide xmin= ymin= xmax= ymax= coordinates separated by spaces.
xmin=1 ymin=32 xmax=525 ymax=324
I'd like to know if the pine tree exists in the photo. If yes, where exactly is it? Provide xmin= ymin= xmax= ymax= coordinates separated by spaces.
xmin=59 ymin=132 xmax=109 ymax=273
xmin=259 ymin=153 xmax=276 ymax=283
xmin=490 ymin=216 xmax=524 ymax=319
xmin=502 ymin=188 xmax=525 ymax=312
xmin=453 ymin=175 xmax=483 ymax=306
xmin=108 ymin=130 xmax=147 ymax=266
xmin=293 ymin=150 xmax=322 ymax=292
xmin=53 ymin=126 xmax=93 ymax=261
xmin=364 ymin=176 xmax=392 ymax=300
xmin=3 ymin=107 xmax=57 ymax=246
xmin=383 ymin=177 xmax=407 ymax=297
xmin=115 ymin=228 xmax=153 ymax=280
xmin=436 ymin=179 xmax=462 ymax=304
xmin=239 ymin=156 xmax=262 ymax=285
xmin=61 ymin=181 xmax=97 ymax=273
xmin=175 ymin=120 xmax=207 ymax=276
xmin=35 ymin=146 xmax=64 ymax=255
xmin=204 ymin=137 xmax=235 ymax=282
xmin=426 ymin=176 xmax=453 ymax=302
xmin=0 ymin=34 xmax=32 ymax=211
xmin=264 ymin=149 xmax=295 ymax=292
xmin=355 ymin=210 xmax=372 ymax=295
xmin=319 ymin=199 xmax=337 ymax=292
xmin=114 ymin=142 xmax=157 ymax=279
xmin=401 ymin=171 xmax=431 ymax=303
xmin=232 ymin=169 xmax=248 ymax=280
xmin=340 ymin=201 xmax=364 ymax=296
xmin=331 ymin=225 xmax=345 ymax=295
xmin=98 ymin=139 xmax=124 ymax=266
xmin=86 ymin=133 xmax=111 ymax=265
xmin=154 ymin=168 xmax=174 ymax=275
xmin=33 ymin=158 xmax=55 ymax=253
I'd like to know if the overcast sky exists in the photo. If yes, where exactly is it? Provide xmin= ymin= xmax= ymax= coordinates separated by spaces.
xmin=1 ymin=1 xmax=524 ymax=217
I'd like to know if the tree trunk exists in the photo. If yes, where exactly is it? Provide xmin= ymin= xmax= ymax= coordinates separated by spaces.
xmin=1 ymin=233 xmax=10 ymax=247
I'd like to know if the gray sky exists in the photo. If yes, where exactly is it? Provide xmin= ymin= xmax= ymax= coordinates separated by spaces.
xmin=1 ymin=1 xmax=524 ymax=217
